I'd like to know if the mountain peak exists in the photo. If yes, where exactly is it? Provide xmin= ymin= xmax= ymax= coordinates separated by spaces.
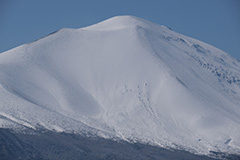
xmin=1 ymin=15 xmax=240 ymax=157
xmin=83 ymin=15 xmax=157 ymax=30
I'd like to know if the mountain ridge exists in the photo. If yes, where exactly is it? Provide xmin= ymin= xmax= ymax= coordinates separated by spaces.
xmin=0 ymin=15 xmax=240 ymax=156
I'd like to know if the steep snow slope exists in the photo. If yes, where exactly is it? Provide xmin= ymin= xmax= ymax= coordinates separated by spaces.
xmin=0 ymin=16 xmax=240 ymax=155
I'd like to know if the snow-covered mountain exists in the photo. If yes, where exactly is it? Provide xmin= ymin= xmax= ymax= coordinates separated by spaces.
xmin=0 ymin=15 xmax=240 ymax=156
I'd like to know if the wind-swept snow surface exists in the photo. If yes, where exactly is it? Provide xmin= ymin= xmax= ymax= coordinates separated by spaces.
xmin=0 ymin=16 xmax=240 ymax=156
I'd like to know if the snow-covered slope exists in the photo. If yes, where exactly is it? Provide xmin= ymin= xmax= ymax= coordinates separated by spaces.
xmin=0 ymin=15 xmax=240 ymax=155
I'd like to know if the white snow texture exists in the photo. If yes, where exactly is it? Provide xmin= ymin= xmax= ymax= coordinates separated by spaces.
xmin=0 ymin=16 xmax=240 ymax=155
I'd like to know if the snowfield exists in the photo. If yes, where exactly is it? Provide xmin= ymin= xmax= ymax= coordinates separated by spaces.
xmin=0 ymin=16 xmax=240 ymax=156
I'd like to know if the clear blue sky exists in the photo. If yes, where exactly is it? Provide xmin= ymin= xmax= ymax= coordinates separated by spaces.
xmin=1 ymin=0 xmax=240 ymax=59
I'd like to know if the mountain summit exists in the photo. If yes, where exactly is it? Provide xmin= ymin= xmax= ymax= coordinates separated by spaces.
xmin=0 ymin=15 xmax=240 ymax=157
xmin=83 ymin=15 xmax=162 ymax=30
